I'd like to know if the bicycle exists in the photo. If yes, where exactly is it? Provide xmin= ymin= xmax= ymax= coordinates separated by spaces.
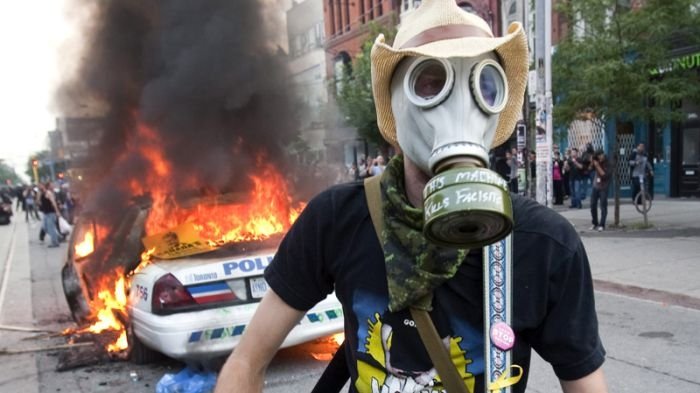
xmin=633 ymin=175 xmax=652 ymax=213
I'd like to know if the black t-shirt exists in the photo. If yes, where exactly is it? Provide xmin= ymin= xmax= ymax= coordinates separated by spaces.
xmin=265 ymin=182 xmax=605 ymax=393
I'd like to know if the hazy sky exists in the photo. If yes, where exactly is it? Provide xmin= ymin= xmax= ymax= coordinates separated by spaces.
xmin=0 ymin=1 xmax=72 ymax=180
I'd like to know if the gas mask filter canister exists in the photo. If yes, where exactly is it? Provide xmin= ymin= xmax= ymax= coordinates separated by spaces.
xmin=392 ymin=55 xmax=513 ymax=248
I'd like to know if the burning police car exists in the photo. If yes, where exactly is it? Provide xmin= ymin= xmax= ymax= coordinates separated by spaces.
xmin=62 ymin=188 xmax=343 ymax=367
xmin=127 ymin=243 xmax=343 ymax=365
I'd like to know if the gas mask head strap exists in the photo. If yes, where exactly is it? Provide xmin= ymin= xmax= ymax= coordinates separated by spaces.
xmin=399 ymin=24 xmax=493 ymax=50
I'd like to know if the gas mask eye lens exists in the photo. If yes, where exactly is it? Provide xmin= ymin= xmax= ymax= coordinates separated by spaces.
xmin=415 ymin=63 xmax=446 ymax=99
xmin=480 ymin=67 xmax=499 ymax=105
xmin=405 ymin=57 xmax=454 ymax=108
xmin=471 ymin=59 xmax=508 ymax=114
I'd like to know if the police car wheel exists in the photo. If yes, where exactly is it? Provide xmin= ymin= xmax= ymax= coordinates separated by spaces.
xmin=128 ymin=327 xmax=163 ymax=365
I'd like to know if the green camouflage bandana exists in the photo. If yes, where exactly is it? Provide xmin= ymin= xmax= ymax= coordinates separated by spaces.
xmin=379 ymin=155 xmax=468 ymax=312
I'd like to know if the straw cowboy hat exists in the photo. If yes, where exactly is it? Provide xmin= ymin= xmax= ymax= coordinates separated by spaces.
xmin=371 ymin=0 xmax=528 ymax=148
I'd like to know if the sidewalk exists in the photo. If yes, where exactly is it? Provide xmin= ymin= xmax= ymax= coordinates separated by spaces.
xmin=0 ymin=218 xmax=40 ymax=393
xmin=553 ymin=196 xmax=700 ymax=305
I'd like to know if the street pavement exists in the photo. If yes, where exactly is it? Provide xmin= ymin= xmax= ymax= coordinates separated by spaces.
xmin=555 ymin=196 xmax=700 ymax=303
xmin=1 ymin=195 xmax=699 ymax=392
xmin=528 ymin=196 xmax=700 ymax=392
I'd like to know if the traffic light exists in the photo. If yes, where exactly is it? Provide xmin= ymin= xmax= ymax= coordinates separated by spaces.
xmin=32 ymin=159 xmax=39 ymax=167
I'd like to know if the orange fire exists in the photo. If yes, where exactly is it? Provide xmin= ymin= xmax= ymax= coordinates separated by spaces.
xmin=76 ymin=118 xmax=306 ymax=355
xmin=331 ymin=333 xmax=345 ymax=346
xmin=74 ymin=268 xmax=129 ymax=353
xmin=74 ymin=232 xmax=94 ymax=258
xmin=74 ymin=224 xmax=110 ymax=259
xmin=309 ymin=333 xmax=346 ymax=361
xmin=144 ymin=165 xmax=305 ymax=245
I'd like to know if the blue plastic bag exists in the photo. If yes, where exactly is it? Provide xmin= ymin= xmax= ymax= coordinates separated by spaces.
xmin=156 ymin=366 xmax=217 ymax=393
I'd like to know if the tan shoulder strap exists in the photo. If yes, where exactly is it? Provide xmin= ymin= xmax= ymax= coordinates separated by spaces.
xmin=364 ymin=175 xmax=384 ymax=239
xmin=410 ymin=307 xmax=471 ymax=393
xmin=363 ymin=175 xmax=470 ymax=393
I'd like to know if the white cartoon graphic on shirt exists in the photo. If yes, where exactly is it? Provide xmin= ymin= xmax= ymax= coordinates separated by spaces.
xmin=354 ymin=311 xmax=476 ymax=393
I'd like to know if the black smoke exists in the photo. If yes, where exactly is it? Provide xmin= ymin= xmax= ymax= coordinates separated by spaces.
xmin=56 ymin=0 xmax=301 ymax=219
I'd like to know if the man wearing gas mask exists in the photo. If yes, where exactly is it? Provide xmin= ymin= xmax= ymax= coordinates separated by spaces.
xmin=215 ymin=1 xmax=607 ymax=392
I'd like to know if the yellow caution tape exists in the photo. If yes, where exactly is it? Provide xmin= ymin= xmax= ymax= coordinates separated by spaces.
xmin=488 ymin=365 xmax=523 ymax=391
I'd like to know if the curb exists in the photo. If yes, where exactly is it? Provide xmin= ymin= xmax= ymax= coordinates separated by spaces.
xmin=593 ymin=279 xmax=700 ymax=311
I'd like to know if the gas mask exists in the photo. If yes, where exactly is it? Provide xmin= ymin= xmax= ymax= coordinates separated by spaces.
xmin=391 ymin=53 xmax=512 ymax=248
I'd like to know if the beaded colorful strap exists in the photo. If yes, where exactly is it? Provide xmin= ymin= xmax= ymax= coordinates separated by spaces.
xmin=484 ymin=236 xmax=521 ymax=392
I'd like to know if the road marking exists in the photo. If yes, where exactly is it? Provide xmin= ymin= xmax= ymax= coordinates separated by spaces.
xmin=0 ymin=222 xmax=17 ymax=319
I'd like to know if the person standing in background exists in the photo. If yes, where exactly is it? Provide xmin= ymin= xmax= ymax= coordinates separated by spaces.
xmin=528 ymin=150 xmax=536 ymax=198
xmin=506 ymin=148 xmax=519 ymax=193
xmin=553 ymin=151 xmax=564 ymax=205
xmin=562 ymin=148 xmax=572 ymax=200
xmin=38 ymin=182 xmax=62 ymax=248
xmin=369 ymin=155 xmax=386 ymax=176
xmin=629 ymin=143 xmax=653 ymax=203
xmin=590 ymin=150 xmax=611 ymax=231
xmin=566 ymin=148 xmax=584 ymax=209
xmin=579 ymin=143 xmax=594 ymax=202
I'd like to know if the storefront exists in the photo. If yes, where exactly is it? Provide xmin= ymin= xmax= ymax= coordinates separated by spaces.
xmin=604 ymin=49 xmax=700 ymax=199
xmin=671 ymin=99 xmax=700 ymax=197
xmin=653 ymin=49 xmax=700 ymax=198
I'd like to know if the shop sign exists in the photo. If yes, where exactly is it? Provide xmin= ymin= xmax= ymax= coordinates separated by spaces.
xmin=650 ymin=51 xmax=700 ymax=76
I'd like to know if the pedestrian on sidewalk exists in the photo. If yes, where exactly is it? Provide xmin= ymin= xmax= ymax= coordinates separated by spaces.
xmin=38 ymin=182 xmax=62 ymax=248
xmin=562 ymin=148 xmax=572 ymax=199
xmin=580 ymin=143 xmax=594 ymax=202
xmin=590 ymin=150 xmax=611 ymax=231
xmin=506 ymin=148 xmax=519 ymax=193
xmin=24 ymin=186 xmax=40 ymax=222
xmin=629 ymin=143 xmax=653 ymax=204
xmin=566 ymin=148 xmax=585 ymax=208
xmin=528 ymin=150 xmax=536 ymax=198
xmin=553 ymin=150 xmax=564 ymax=205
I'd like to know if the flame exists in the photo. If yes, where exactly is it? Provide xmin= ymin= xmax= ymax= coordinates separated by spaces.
xmin=74 ymin=224 xmax=109 ymax=259
xmin=80 ymin=269 xmax=129 ymax=353
xmin=145 ymin=163 xmax=304 ymax=244
xmin=74 ymin=231 xmax=94 ymax=259
xmin=130 ymin=247 xmax=156 ymax=276
xmin=309 ymin=333 xmax=346 ymax=361
xmin=331 ymin=333 xmax=345 ymax=346
xmin=74 ymin=118 xmax=307 ymax=355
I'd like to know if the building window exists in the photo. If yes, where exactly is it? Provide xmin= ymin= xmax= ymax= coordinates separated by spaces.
xmin=508 ymin=1 xmax=517 ymax=16
xmin=328 ymin=0 xmax=335 ymax=35
xmin=344 ymin=0 xmax=351 ymax=31
xmin=361 ymin=0 xmax=366 ymax=23
xmin=334 ymin=51 xmax=352 ymax=93
xmin=336 ymin=0 xmax=343 ymax=34
xmin=315 ymin=22 xmax=324 ymax=46
xmin=369 ymin=0 xmax=374 ymax=20
xmin=377 ymin=0 xmax=383 ymax=16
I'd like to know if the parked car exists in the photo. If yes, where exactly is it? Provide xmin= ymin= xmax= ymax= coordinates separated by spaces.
xmin=62 ymin=194 xmax=343 ymax=367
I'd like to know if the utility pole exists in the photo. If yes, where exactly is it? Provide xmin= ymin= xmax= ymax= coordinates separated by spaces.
xmin=535 ymin=0 xmax=553 ymax=207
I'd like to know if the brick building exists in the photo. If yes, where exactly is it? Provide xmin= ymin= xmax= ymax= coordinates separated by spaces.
xmin=323 ymin=0 xmax=400 ymax=76
xmin=322 ymin=0 xmax=526 ymax=81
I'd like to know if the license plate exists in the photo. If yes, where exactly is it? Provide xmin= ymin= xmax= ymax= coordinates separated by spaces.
xmin=250 ymin=277 xmax=269 ymax=299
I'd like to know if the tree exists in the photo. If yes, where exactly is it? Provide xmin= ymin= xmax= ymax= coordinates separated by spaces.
xmin=335 ymin=23 xmax=397 ymax=156
xmin=552 ymin=0 xmax=700 ymax=225
xmin=553 ymin=0 xmax=700 ymax=126
xmin=0 ymin=159 xmax=21 ymax=185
